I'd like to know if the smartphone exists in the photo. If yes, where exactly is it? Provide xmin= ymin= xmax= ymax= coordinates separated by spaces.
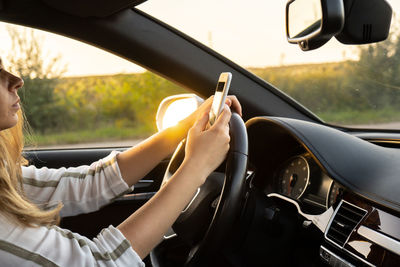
xmin=209 ymin=72 xmax=232 ymax=125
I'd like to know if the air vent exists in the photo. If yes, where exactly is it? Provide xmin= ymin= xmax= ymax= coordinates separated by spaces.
xmin=325 ymin=201 xmax=367 ymax=247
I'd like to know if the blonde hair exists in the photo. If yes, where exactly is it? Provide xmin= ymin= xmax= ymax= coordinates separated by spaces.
xmin=0 ymin=109 xmax=62 ymax=226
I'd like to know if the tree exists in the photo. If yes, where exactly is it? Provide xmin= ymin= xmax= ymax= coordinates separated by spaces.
xmin=6 ymin=26 xmax=68 ymax=133
xmin=348 ymin=21 xmax=400 ymax=110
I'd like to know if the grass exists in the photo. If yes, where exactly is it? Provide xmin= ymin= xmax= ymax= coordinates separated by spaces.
xmin=317 ymin=107 xmax=400 ymax=126
xmin=26 ymin=124 xmax=154 ymax=147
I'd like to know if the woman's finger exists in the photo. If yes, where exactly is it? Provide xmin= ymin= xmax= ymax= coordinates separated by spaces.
xmin=226 ymin=95 xmax=242 ymax=116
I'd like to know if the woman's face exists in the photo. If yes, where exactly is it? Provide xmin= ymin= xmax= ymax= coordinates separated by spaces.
xmin=0 ymin=58 xmax=24 ymax=130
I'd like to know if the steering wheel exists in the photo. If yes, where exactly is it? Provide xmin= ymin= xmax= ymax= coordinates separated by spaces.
xmin=153 ymin=113 xmax=248 ymax=266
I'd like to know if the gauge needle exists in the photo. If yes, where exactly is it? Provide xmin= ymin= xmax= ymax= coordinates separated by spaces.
xmin=288 ymin=174 xmax=297 ymax=196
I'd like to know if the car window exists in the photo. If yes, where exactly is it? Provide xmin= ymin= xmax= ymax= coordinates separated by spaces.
xmin=139 ymin=0 xmax=400 ymax=130
xmin=0 ymin=22 xmax=189 ymax=149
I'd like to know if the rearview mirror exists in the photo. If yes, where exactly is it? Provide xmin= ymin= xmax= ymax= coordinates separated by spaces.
xmin=286 ymin=0 xmax=345 ymax=51
xmin=287 ymin=0 xmax=322 ymax=40
xmin=286 ymin=0 xmax=393 ymax=51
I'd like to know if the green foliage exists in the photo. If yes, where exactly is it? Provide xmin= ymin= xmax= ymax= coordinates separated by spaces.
xmin=19 ymin=78 xmax=66 ymax=133
xmin=346 ymin=32 xmax=400 ymax=110
xmin=250 ymin=62 xmax=356 ymax=114
xmin=54 ymin=72 xmax=186 ymax=134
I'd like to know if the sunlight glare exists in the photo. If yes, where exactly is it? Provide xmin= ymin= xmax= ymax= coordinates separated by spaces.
xmin=162 ymin=98 xmax=198 ymax=129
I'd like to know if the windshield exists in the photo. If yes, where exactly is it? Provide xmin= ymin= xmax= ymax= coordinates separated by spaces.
xmin=139 ymin=0 xmax=400 ymax=130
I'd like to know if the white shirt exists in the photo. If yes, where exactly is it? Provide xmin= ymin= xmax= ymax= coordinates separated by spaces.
xmin=0 ymin=151 xmax=145 ymax=266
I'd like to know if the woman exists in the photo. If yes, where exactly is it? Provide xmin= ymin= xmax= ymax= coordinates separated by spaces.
xmin=0 ymin=58 xmax=242 ymax=266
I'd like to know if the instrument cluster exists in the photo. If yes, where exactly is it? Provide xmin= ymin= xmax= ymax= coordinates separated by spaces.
xmin=272 ymin=154 xmax=344 ymax=214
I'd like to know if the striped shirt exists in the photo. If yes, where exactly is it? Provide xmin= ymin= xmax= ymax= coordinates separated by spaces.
xmin=0 ymin=151 xmax=144 ymax=266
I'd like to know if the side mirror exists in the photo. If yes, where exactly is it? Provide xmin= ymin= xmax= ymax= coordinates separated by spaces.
xmin=286 ymin=0 xmax=345 ymax=51
xmin=156 ymin=94 xmax=204 ymax=132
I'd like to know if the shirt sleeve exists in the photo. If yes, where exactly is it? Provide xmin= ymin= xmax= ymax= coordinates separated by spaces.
xmin=22 ymin=151 xmax=133 ymax=217
xmin=0 ymin=214 xmax=144 ymax=267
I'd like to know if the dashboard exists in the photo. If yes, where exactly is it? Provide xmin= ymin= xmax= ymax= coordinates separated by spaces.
xmin=245 ymin=116 xmax=400 ymax=267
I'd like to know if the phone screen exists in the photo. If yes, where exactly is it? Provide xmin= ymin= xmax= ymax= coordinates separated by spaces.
xmin=209 ymin=81 xmax=226 ymax=125
xmin=210 ymin=81 xmax=225 ymax=119
xmin=209 ymin=72 xmax=231 ymax=125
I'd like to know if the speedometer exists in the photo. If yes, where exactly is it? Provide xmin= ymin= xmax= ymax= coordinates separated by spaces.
xmin=278 ymin=156 xmax=310 ymax=199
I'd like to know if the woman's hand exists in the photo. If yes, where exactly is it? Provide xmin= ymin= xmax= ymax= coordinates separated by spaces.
xmin=179 ymin=95 xmax=242 ymax=132
xmin=181 ymin=104 xmax=232 ymax=186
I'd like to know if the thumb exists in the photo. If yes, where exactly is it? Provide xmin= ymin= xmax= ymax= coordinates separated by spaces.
xmin=191 ymin=112 xmax=209 ymax=133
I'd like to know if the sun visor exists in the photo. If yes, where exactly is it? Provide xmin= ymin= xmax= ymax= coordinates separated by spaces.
xmin=40 ymin=0 xmax=147 ymax=18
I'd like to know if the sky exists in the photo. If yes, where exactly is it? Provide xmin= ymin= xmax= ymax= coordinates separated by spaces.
xmin=1 ymin=0 xmax=399 ymax=77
